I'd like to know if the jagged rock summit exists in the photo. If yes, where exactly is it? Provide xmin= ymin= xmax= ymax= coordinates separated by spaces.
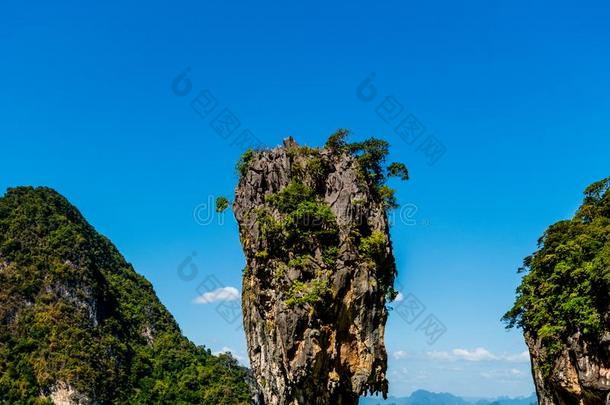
xmin=234 ymin=134 xmax=404 ymax=405
xmin=0 ymin=187 xmax=253 ymax=404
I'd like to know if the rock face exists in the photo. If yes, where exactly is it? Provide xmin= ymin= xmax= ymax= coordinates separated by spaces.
xmin=527 ymin=332 xmax=610 ymax=404
xmin=234 ymin=138 xmax=397 ymax=405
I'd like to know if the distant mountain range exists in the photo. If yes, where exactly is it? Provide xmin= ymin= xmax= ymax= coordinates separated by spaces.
xmin=359 ymin=390 xmax=537 ymax=405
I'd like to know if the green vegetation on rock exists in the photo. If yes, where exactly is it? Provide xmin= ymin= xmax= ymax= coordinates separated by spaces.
xmin=216 ymin=196 xmax=230 ymax=213
xmin=324 ymin=129 xmax=409 ymax=206
xmin=0 ymin=187 xmax=252 ymax=404
xmin=386 ymin=162 xmax=409 ymax=181
xmin=503 ymin=177 xmax=610 ymax=376
xmin=239 ymin=131 xmax=407 ymax=309
xmin=359 ymin=231 xmax=388 ymax=263
xmin=262 ymin=180 xmax=339 ymax=258
xmin=265 ymin=180 xmax=315 ymax=214
xmin=285 ymin=278 xmax=329 ymax=307
xmin=236 ymin=149 xmax=255 ymax=176
xmin=256 ymin=180 xmax=338 ymax=307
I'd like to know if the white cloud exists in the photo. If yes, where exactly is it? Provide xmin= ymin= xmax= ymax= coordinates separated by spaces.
xmin=426 ymin=350 xmax=455 ymax=361
xmin=510 ymin=368 xmax=524 ymax=376
xmin=426 ymin=347 xmax=530 ymax=363
xmin=393 ymin=350 xmax=408 ymax=359
xmin=193 ymin=286 xmax=240 ymax=304
xmin=505 ymin=351 xmax=530 ymax=363
xmin=394 ymin=292 xmax=404 ymax=302
xmin=213 ymin=346 xmax=245 ymax=362
xmin=480 ymin=368 xmax=527 ymax=381
xmin=452 ymin=347 xmax=498 ymax=362
xmin=214 ymin=346 xmax=234 ymax=355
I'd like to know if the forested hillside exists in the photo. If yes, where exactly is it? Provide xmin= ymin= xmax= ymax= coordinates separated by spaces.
xmin=0 ymin=187 xmax=253 ymax=404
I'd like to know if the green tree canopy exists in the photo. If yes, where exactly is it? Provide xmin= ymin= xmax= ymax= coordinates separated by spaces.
xmin=503 ymin=177 xmax=610 ymax=374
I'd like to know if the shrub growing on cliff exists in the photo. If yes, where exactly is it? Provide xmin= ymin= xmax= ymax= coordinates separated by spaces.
xmin=263 ymin=180 xmax=339 ymax=255
xmin=359 ymin=230 xmax=387 ymax=263
xmin=378 ymin=185 xmax=398 ymax=210
xmin=236 ymin=148 xmax=255 ymax=176
xmin=324 ymin=128 xmax=350 ymax=150
xmin=285 ymin=278 xmax=329 ymax=307
xmin=387 ymin=162 xmax=409 ymax=181
xmin=503 ymin=177 xmax=610 ymax=376
xmin=324 ymin=129 xmax=409 ymax=209
xmin=265 ymin=180 xmax=315 ymax=213
xmin=215 ymin=196 xmax=229 ymax=213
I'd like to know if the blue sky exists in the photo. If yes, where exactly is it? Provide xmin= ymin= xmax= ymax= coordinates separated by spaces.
xmin=2 ymin=0 xmax=610 ymax=398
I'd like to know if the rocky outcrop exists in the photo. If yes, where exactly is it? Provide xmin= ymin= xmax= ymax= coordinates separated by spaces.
xmin=527 ymin=332 xmax=610 ymax=404
xmin=234 ymin=137 xmax=397 ymax=405
xmin=506 ymin=178 xmax=610 ymax=405
xmin=48 ymin=382 xmax=88 ymax=405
